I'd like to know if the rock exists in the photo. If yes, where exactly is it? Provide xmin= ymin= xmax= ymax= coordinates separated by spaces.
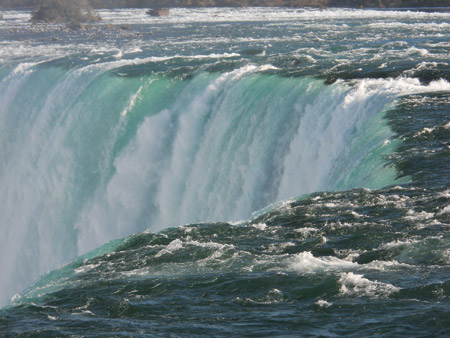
xmin=67 ymin=20 xmax=85 ymax=30
xmin=30 ymin=0 xmax=100 ymax=24
xmin=146 ymin=9 xmax=170 ymax=17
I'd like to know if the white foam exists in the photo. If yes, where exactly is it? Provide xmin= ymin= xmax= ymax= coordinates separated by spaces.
xmin=121 ymin=267 xmax=150 ymax=277
xmin=437 ymin=205 xmax=450 ymax=215
xmin=339 ymin=272 xmax=399 ymax=297
xmin=11 ymin=62 xmax=39 ymax=75
xmin=10 ymin=293 xmax=21 ymax=303
xmin=252 ymin=223 xmax=267 ymax=231
xmin=407 ymin=46 xmax=429 ymax=57
xmin=287 ymin=252 xmax=356 ymax=273
xmin=121 ymin=85 xmax=144 ymax=117
xmin=267 ymin=242 xmax=296 ymax=253
xmin=345 ymin=78 xmax=450 ymax=107
xmin=73 ymin=310 xmax=94 ymax=316
xmin=186 ymin=240 xmax=233 ymax=250
xmin=74 ymin=263 xmax=100 ymax=274
xmin=73 ymin=52 xmax=241 ymax=77
xmin=155 ymin=239 xmax=183 ymax=258
xmin=442 ymin=249 xmax=450 ymax=264
xmin=414 ymin=127 xmax=436 ymax=137
xmin=154 ymin=238 xmax=233 ymax=258
xmin=295 ymin=227 xmax=320 ymax=236
xmin=380 ymin=239 xmax=419 ymax=250
xmin=365 ymin=260 xmax=414 ymax=270
xmin=315 ymin=299 xmax=332 ymax=308
xmin=262 ymin=289 xmax=284 ymax=304
xmin=404 ymin=209 xmax=434 ymax=221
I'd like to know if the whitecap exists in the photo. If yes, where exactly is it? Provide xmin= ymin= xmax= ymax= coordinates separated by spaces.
xmin=155 ymin=239 xmax=183 ymax=258
xmin=287 ymin=251 xmax=356 ymax=273
xmin=251 ymin=223 xmax=267 ymax=231
xmin=315 ymin=299 xmax=332 ymax=308
xmin=339 ymin=272 xmax=399 ymax=297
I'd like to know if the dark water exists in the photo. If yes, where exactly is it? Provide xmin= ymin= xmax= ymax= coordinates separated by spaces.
xmin=0 ymin=7 xmax=449 ymax=337
xmin=2 ymin=184 xmax=450 ymax=336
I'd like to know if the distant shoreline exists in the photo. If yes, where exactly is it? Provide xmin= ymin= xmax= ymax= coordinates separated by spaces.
xmin=2 ymin=0 xmax=450 ymax=9
xmin=2 ymin=6 xmax=450 ymax=10
xmin=1 ymin=0 xmax=450 ymax=11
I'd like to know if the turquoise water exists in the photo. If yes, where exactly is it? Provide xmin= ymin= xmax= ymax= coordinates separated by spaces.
xmin=0 ymin=7 xmax=449 ymax=337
